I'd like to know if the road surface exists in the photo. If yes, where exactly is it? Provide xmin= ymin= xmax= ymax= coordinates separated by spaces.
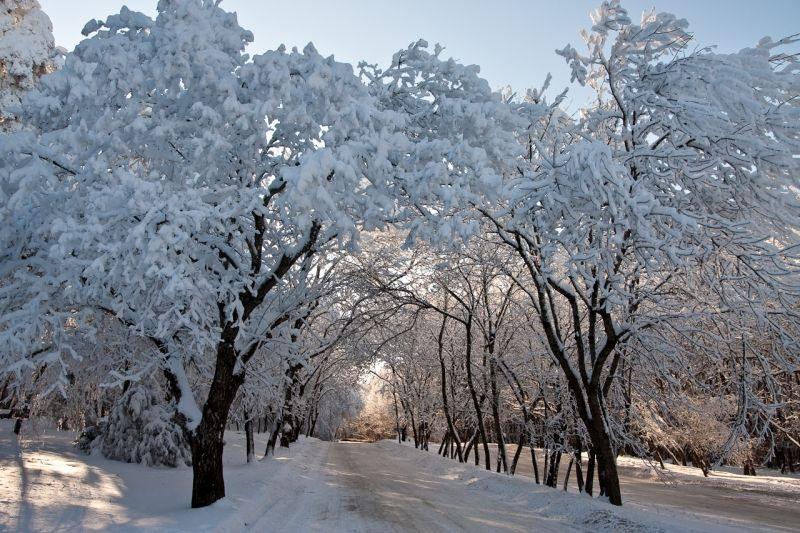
xmin=250 ymin=442 xmax=574 ymax=532
xmin=250 ymin=441 xmax=797 ymax=532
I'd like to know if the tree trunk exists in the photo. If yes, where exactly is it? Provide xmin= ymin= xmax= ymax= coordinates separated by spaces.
xmin=437 ymin=312 xmax=464 ymax=462
xmin=265 ymin=417 xmax=280 ymax=456
xmin=308 ymin=409 xmax=319 ymax=438
xmin=245 ymin=414 xmax=255 ymax=464
xmin=489 ymin=358 xmax=507 ymax=473
xmin=392 ymin=391 xmax=402 ymax=444
xmin=584 ymin=389 xmax=622 ymax=505
xmin=464 ymin=430 xmax=478 ymax=465
xmin=574 ymin=449 xmax=584 ymax=492
xmin=563 ymin=457 xmax=574 ymax=491
xmin=510 ymin=431 xmax=525 ymax=475
xmin=589 ymin=424 xmax=621 ymax=504
xmin=545 ymin=449 xmax=561 ymax=488
xmin=190 ymin=339 xmax=245 ymax=508
xmin=438 ymin=432 xmax=449 ymax=456
xmin=585 ymin=448 xmax=595 ymax=496
xmin=530 ymin=444 xmax=541 ymax=484
xmin=463 ymin=317 xmax=491 ymax=470
xmin=407 ymin=404 xmax=419 ymax=448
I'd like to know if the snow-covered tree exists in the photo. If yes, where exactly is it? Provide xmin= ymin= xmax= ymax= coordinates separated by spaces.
xmin=0 ymin=0 xmax=410 ymax=507
xmin=3 ymin=0 xmax=799 ymax=513
xmin=92 ymin=383 xmax=193 ymax=467
xmin=484 ymin=2 xmax=800 ymax=505
xmin=0 ymin=0 xmax=58 ymax=130
xmin=363 ymin=1 xmax=800 ymax=506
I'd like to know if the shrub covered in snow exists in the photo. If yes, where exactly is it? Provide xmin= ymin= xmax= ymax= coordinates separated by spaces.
xmin=74 ymin=423 xmax=101 ymax=454
xmin=82 ymin=385 xmax=191 ymax=467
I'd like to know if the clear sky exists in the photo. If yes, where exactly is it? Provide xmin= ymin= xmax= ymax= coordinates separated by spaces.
xmin=40 ymin=0 xmax=800 ymax=108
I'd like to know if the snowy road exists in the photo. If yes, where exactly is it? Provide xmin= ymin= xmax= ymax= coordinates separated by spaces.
xmin=3 ymin=426 xmax=796 ymax=532
xmin=249 ymin=442 xmax=573 ymax=532
xmin=246 ymin=440 xmax=794 ymax=532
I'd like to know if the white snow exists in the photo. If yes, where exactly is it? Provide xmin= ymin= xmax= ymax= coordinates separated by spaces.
xmin=0 ymin=420 xmax=327 ymax=531
xmin=3 ymin=421 xmax=797 ymax=532
xmin=615 ymin=454 xmax=800 ymax=494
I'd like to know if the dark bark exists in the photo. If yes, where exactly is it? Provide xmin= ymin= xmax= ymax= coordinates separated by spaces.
xmin=244 ymin=414 xmax=255 ymax=463
xmin=463 ymin=430 xmax=478 ymax=465
xmin=574 ymin=449 xmax=585 ymax=492
xmin=392 ymin=390 xmax=402 ymax=444
xmin=407 ymin=404 xmax=419 ymax=448
xmin=530 ymin=444 xmax=541 ymax=484
xmin=590 ymin=423 xmax=620 ymax=502
xmin=545 ymin=449 xmax=562 ymax=488
xmin=510 ymin=431 xmax=525 ymax=475
xmin=278 ymin=363 xmax=303 ymax=448
xmin=585 ymin=449 xmax=595 ymax=496
xmin=563 ymin=457 xmax=574 ymax=490
xmin=265 ymin=417 xmax=280 ymax=456
xmin=436 ymin=312 xmax=463 ymax=462
xmin=190 ymin=338 xmax=244 ymax=508
xmin=463 ymin=316 xmax=491 ymax=470
xmin=438 ymin=432 xmax=449 ymax=456
xmin=489 ymin=358 xmax=507 ymax=473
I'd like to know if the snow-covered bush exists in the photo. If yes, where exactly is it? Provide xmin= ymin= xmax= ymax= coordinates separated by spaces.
xmin=74 ymin=423 xmax=101 ymax=454
xmin=88 ymin=385 xmax=191 ymax=467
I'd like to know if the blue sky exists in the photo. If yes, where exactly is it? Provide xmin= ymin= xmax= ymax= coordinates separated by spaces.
xmin=40 ymin=1 xmax=800 ymax=108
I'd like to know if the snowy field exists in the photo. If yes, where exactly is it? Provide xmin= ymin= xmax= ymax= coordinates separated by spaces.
xmin=2 ymin=421 xmax=799 ymax=532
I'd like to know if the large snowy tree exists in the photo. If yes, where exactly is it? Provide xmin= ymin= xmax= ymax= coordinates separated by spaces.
xmin=0 ymin=0 xmax=412 ymax=507
xmin=488 ymin=3 xmax=800 ymax=504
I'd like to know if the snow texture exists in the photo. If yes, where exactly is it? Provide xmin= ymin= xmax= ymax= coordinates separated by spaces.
xmin=2 ymin=421 xmax=798 ymax=532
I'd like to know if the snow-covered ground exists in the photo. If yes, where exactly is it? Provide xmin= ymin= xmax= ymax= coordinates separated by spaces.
xmin=0 ymin=420 xmax=328 ymax=531
xmin=616 ymin=453 xmax=800 ymax=492
xmin=480 ymin=442 xmax=800 ymax=531
xmin=1 ymin=421 xmax=798 ymax=532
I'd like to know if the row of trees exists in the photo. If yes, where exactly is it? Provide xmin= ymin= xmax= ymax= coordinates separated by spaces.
xmin=2 ymin=0 xmax=798 ymax=508
xmin=353 ymin=234 xmax=800 ymax=497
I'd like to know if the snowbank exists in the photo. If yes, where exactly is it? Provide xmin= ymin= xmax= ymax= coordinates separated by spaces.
xmin=616 ymin=454 xmax=800 ymax=494
xmin=0 ymin=420 xmax=325 ymax=531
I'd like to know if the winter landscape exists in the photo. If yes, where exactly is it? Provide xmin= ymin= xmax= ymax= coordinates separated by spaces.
xmin=1 ymin=0 xmax=799 ymax=531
